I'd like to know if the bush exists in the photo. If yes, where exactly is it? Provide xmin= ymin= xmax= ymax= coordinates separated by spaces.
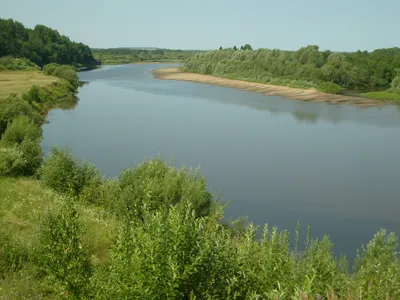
xmin=19 ymin=139 xmax=43 ymax=176
xmin=40 ymin=147 xmax=101 ymax=196
xmin=0 ymin=139 xmax=42 ymax=177
xmin=390 ymin=75 xmax=400 ymax=93
xmin=80 ymin=178 xmax=121 ymax=212
xmin=0 ymin=56 xmax=39 ymax=71
xmin=38 ymin=201 xmax=92 ymax=298
xmin=0 ymin=146 xmax=25 ymax=177
xmin=22 ymin=85 xmax=41 ymax=104
xmin=317 ymin=81 xmax=345 ymax=94
xmin=1 ymin=116 xmax=42 ymax=146
xmin=99 ymin=205 xmax=234 ymax=299
xmin=0 ymin=95 xmax=44 ymax=137
xmin=43 ymin=63 xmax=79 ymax=88
xmin=354 ymin=229 xmax=400 ymax=299
xmin=117 ymin=157 xmax=213 ymax=219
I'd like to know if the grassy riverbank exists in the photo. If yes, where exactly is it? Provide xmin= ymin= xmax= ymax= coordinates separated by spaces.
xmin=362 ymin=90 xmax=400 ymax=102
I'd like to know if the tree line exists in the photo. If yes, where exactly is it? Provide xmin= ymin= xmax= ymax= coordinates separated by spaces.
xmin=184 ymin=45 xmax=400 ymax=96
xmin=0 ymin=18 xmax=98 ymax=68
xmin=92 ymin=48 xmax=200 ymax=64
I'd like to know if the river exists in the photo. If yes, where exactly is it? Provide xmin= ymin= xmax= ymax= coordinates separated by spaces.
xmin=42 ymin=64 xmax=400 ymax=260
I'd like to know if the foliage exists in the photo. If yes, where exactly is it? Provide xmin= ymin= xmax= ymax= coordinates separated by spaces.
xmin=38 ymin=201 xmax=92 ymax=298
xmin=92 ymin=48 xmax=200 ymax=64
xmin=0 ymin=18 xmax=98 ymax=67
xmin=183 ymin=46 xmax=400 ymax=96
xmin=40 ymin=147 xmax=102 ymax=197
xmin=43 ymin=63 xmax=79 ymax=88
xmin=354 ymin=229 xmax=400 ymax=299
xmin=99 ymin=205 xmax=233 ymax=299
xmin=1 ymin=116 xmax=42 ymax=146
xmin=0 ymin=94 xmax=44 ymax=137
xmin=0 ymin=146 xmax=25 ymax=177
xmin=390 ymin=75 xmax=400 ymax=92
xmin=0 ymin=56 xmax=39 ymax=71
xmin=316 ymin=82 xmax=345 ymax=94
xmin=0 ymin=115 xmax=43 ymax=177
xmin=116 ymin=157 xmax=213 ymax=220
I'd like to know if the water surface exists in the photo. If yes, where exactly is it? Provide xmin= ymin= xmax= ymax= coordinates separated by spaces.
xmin=42 ymin=64 xmax=400 ymax=260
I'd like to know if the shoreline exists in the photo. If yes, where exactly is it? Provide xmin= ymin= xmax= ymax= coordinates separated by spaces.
xmin=152 ymin=68 xmax=385 ymax=107
xmin=98 ymin=61 xmax=182 ymax=66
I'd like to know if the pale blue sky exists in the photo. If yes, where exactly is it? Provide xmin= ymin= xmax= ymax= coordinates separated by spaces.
xmin=1 ymin=0 xmax=398 ymax=51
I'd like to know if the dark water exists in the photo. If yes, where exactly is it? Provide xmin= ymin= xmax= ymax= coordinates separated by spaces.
xmin=42 ymin=64 xmax=400 ymax=260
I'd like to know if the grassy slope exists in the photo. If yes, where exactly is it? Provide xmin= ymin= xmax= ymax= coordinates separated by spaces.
xmin=0 ymin=177 xmax=119 ymax=264
xmin=0 ymin=178 xmax=119 ymax=297
xmin=362 ymin=90 xmax=400 ymax=102
xmin=0 ymin=71 xmax=59 ymax=98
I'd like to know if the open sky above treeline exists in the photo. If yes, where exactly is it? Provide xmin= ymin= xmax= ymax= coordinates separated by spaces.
xmin=1 ymin=0 xmax=398 ymax=51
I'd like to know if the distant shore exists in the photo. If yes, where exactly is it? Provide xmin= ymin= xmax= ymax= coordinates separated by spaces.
xmin=153 ymin=68 xmax=385 ymax=107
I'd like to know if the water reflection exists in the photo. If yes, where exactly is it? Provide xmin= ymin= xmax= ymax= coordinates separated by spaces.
xmin=292 ymin=111 xmax=318 ymax=124
xmin=80 ymin=64 xmax=400 ymax=128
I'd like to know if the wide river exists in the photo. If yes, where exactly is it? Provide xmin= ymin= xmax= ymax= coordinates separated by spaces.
xmin=43 ymin=64 xmax=400 ymax=260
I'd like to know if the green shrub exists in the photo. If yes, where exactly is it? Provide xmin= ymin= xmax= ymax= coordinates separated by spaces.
xmin=0 ymin=95 xmax=44 ymax=137
xmin=317 ymin=81 xmax=345 ymax=94
xmin=80 ymin=178 xmax=122 ymax=212
xmin=22 ymin=85 xmax=41 ymax=104
xmin=0 ymin=56 xmax=39 ymax=71
xmin=354 ymin=229 xmax=400 ymax=299
xmin=43 ymin=63 xmax=58 ymax=76
xmin=390 ymin=75 xmax=400 ymax=92
xmin=0 ymin=139 xmax=42 ymax=177
xmin=19 ymin=139 xmax=43 ymax=176
xmin=117 ymin=157 xmax=213 ymax=219
xmin=99 ymin=205 xmax=234 ymax=299
xmin=0 ymin=146 xmax=25 ymax=177
xmin=1 ymin=116 xmax=42 ymax=146
xmin=40 ymin=147 xmax=101 ymax=196
xmin=38 ymin=201 xmax=92 ymax=298
xmin=43 ymin=63 xmax=79 ymax=88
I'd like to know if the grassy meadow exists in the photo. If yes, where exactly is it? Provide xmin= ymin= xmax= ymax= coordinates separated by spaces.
xmin=0 ymin=71 xmax=59 ymax=99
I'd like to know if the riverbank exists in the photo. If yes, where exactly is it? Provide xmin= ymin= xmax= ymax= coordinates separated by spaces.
xmin=98 ymin=61 xmax=183 ymax=65
xmin=153 ymin=68 xmax=385 ymax=107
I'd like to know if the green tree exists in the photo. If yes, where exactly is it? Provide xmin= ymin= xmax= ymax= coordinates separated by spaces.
xmin=243 ymin=44 xmax=252 ymax=51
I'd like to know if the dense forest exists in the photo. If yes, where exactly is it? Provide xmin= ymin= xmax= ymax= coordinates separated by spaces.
xmin=184 ymin=45 xmax=400 ymax=99
xmin=0 ymin=18 xmax=98 ymax=68
xmin=92 ymin=48 xmax=200 ymax=64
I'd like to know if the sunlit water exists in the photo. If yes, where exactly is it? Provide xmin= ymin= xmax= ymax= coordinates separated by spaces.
xmin=42 ymin=64 xmax=400 ymax=261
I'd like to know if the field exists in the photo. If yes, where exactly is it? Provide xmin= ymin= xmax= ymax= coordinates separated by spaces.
xmin=0 ymin=71 xmax=59 ymax=98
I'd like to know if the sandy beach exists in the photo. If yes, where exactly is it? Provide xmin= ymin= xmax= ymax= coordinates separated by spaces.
xmin=153 ymin=68 xmax=384 ymax=107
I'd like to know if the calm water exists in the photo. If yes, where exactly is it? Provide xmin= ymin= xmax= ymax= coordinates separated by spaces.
xmin=42 ymin=64 xmax=400 ymax=259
